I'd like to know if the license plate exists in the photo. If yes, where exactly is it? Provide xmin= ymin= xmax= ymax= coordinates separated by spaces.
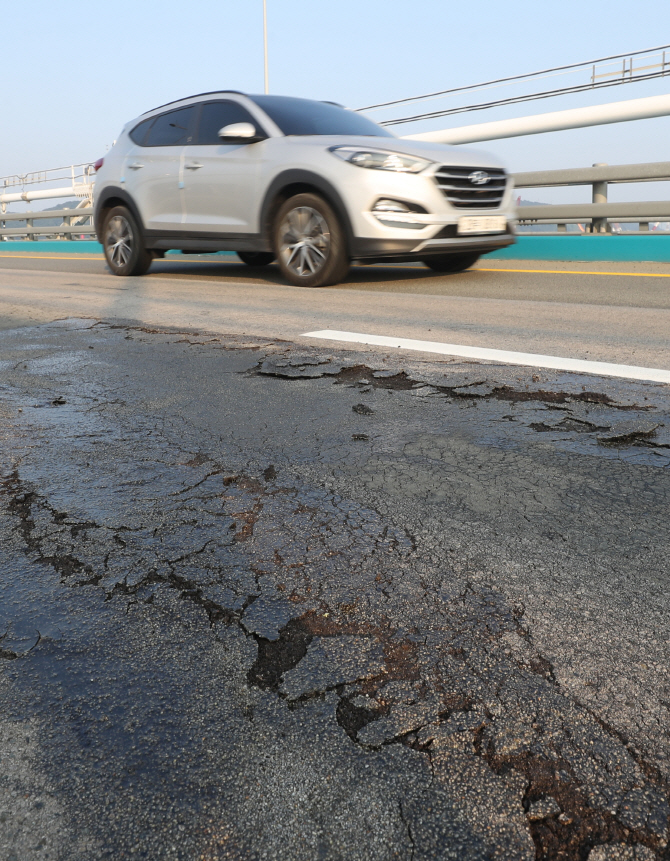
xmin=457 ymin=216 xmax=507 ymax=235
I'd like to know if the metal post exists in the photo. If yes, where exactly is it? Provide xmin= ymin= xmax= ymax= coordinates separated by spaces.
xmin=26 ymin=218 xmax=34 ymax=241
xmin=639 ymin=222 xmax=649 ymax=232
xmin=591 ymin=163 xmax=608 ymax=234
xmin=557 ymin=223 xmax=567 ymax=233
xmin=263 ymin=0 xmax=269 ymax=94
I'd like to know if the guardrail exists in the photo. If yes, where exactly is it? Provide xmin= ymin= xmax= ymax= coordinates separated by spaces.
xmin=0 ymin=205 xmax=94 ymax=241
xmin=514 ymin=161 xmax=670 ymax=233
xmin=2 ymin=160 xmax=670 ymax=241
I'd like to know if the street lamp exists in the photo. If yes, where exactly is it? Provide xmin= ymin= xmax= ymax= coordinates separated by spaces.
xmin=263 ymin=0 xmax=269 ymax=94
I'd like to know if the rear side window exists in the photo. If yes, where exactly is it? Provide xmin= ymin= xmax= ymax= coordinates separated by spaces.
xmin=129 ymin=117 xmax=154 ymax=145
xmin=144 ymin=106 xmax=195 ymax=147
xmin=197 ymin=101 xmax=262 ymax=144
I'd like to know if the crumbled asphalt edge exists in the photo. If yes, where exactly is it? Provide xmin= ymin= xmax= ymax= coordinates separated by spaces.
xmin=254 ymin=358 xmax=651 ymax=411
xmin=252 ymin=356 xmax=670 ymax=455
xmin=2 ymin=324 xmax=670 ymax=859
xmin=108 ymin=323 xmax=666 ymax=430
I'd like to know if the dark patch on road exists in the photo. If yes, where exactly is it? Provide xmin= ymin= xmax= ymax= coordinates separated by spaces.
xmin=597 ymin=421 xmax=661 ymax=445
xmin=247 ymin=618 xmax=314 ymax=690
xmin=336 ymin=694 xmax=381 ymax=743
xmin=263 ymin=464 xmax=277 ymax=481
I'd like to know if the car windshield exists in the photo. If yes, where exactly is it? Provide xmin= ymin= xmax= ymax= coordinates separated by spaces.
xmin=248 ymin=95 xmax=394 ymax=137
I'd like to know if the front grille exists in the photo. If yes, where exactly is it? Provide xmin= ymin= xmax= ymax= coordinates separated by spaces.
xmin=434 ymin=166 xmax=507 ymax=209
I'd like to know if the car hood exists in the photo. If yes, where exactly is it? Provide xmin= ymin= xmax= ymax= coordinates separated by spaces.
xmin=283 ymin=135 xmax=506 ymax=169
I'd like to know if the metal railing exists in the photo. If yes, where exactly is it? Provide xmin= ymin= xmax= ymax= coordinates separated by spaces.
xmin=0 ymin=163 xmax=95 ymax=241
xmin=0 ymin=163 xmax=94 ymax=209
xmin=2 ymin=160 xmax=670 ymax=241
xmin=513 ymin=161 xmax=670 ymax=233
xmin=0 ymin=204 xmax=94 ymax=241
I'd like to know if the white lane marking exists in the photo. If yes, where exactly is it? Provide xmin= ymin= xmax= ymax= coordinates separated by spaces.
xmin=301 ymin=330 xmax=670 ymax=385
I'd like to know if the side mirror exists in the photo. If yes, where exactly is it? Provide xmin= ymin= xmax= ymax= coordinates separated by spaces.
xmin=218 ymin=122 xmax=264 ymax=143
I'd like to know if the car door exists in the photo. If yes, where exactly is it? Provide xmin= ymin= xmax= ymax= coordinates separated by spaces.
xmin=122 ymin=105 xmax=196 ymax=233
xmin=182 ymin=100 xmax=266 ymax=236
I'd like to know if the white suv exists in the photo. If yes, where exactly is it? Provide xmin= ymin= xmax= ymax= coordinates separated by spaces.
xmin=94 ymin=92 xmax=515 ymax=287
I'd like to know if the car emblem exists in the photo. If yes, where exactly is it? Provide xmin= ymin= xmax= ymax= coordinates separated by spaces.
xmin=469 ymin=170 xmax=490 ymax=185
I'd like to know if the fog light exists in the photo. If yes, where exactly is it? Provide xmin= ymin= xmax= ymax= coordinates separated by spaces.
xmin=373 ymin=199 xmax=411 ymax=213
xmin=372 ymin=200 xmax=426 ymax=230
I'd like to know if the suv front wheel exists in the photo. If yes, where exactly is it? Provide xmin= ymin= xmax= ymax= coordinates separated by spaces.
xmin=102 ymin=205 xmax=153 ymax=277
xmin=273 ymin=193 xmax=349 ymax=288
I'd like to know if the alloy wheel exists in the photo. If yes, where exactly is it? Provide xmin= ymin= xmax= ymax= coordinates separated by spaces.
xmin=278 ymin=206 xmax=330 ymax=278
xmin=105 ymin=215 xmax=134 ymax=268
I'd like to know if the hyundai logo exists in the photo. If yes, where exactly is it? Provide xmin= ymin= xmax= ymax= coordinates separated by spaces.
xmin=469 ymin=170 xmax=490 ymax=185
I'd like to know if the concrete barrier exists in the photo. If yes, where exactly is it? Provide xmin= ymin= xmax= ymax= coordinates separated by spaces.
xmin=3 ymin=236 xmax=670 ymax=264
xmin=487 ymin=235 xmax=670 ymax=262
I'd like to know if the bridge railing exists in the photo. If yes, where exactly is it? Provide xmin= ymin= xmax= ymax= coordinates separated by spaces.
xmin=514 ymin=161 xmax=670 ymax=233
xmin=0 ymin=162 xmax=95 ymax=241
xmin=0 ymin=163 xmax=95 ymax=206
xmin=2 ymin=161 xmax=670 ymax=241
xmin=0 ymin=205 xmax=94 ymax=241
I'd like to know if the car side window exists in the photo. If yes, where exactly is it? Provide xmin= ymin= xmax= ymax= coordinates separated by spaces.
xmin=129 ymin=117 xmax=154 ymax=146
xmin=144 ymin=107 xmax=195 ymax=147
xmin=196 ymin=101 xmax=262 ymax=145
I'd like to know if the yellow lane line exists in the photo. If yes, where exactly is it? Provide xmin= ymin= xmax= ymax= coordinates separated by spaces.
xmin=1 ymin=255 xmax=669 ymax=279
xmin=478 ymin=267 xmax=670 ymax=278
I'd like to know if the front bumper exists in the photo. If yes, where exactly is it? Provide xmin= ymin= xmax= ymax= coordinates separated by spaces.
xmin=351 ymin=230 xmax=515 ymax=262
xmin=338 ymin=162 xmax=517 ymax=262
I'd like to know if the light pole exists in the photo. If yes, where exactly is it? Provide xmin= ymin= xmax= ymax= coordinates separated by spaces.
xmin=263 ymin=0 xmax=269 ymax=94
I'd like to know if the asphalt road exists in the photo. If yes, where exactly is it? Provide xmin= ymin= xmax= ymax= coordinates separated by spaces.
xmin=1 ymin=254 xmax=669 ymax=860
xmin=0 ymin=252 xmax=670 ymax=369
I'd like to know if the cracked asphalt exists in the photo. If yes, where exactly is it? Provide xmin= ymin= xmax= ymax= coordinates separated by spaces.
xmin=1 ymin=317 xmax=669 ymax=860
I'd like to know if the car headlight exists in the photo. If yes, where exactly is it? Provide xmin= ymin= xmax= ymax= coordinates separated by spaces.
xmin=330 ymin=146 xmax=432 ymax=174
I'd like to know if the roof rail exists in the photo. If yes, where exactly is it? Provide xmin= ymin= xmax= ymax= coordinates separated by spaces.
xmin=142 ymin=90 xmax=247 ymax=115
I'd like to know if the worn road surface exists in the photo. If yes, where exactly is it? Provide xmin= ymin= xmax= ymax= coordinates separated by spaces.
xmin=1 ymin=253 xmax=670 ymax=368
xmin=0 ymin=310 xmax=669 ymax=860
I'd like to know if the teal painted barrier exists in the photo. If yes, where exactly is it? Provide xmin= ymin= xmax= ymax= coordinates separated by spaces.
xmin=0 ymin=241 xmax=236 ymax=257
xmin=4 ymin=235 xmax=670 ymax=263
xmin=488 ymin=234 xmax=670 ymax=262
xmin=0 ymin=240 xmax=103 ymax=254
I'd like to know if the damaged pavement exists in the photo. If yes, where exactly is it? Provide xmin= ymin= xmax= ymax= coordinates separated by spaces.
xmin=1 ymin=318 xmax=669 ymax=861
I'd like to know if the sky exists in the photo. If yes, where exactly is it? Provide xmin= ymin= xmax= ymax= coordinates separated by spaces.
xmin=3 ymin=0 xmax=670 ymax=204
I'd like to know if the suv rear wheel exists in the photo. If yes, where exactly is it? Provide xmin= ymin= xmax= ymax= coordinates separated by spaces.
xmin=237 ymin=251 xmax=275 ymax=267
xmin=273 ymin=193 xmax=349 ymax=288
xmin=102 ymin=205 xmax=153 ymax=276
xmin=422 ymin=252 xmax=480 ymax=273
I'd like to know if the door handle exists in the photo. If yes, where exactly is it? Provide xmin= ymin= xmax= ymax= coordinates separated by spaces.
xmin=129 ymin=162 xmax=144 ymax=169
xmin=185 ymin=163 xmax=203 ymax=170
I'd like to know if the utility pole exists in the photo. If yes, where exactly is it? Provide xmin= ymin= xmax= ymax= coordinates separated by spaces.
xmin=263 ymin=0 xmax=269 ymax=94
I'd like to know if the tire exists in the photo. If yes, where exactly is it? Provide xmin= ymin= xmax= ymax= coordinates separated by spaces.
xmin=102 ymin=205 xmax=153 ymax=276
xmin=273 ymin=193 xmax=349 ymax=288
xmin=237 ymin=251 xmax=275 ymax=267
xmin=422 ymin=252 xmax=480 ymax=273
